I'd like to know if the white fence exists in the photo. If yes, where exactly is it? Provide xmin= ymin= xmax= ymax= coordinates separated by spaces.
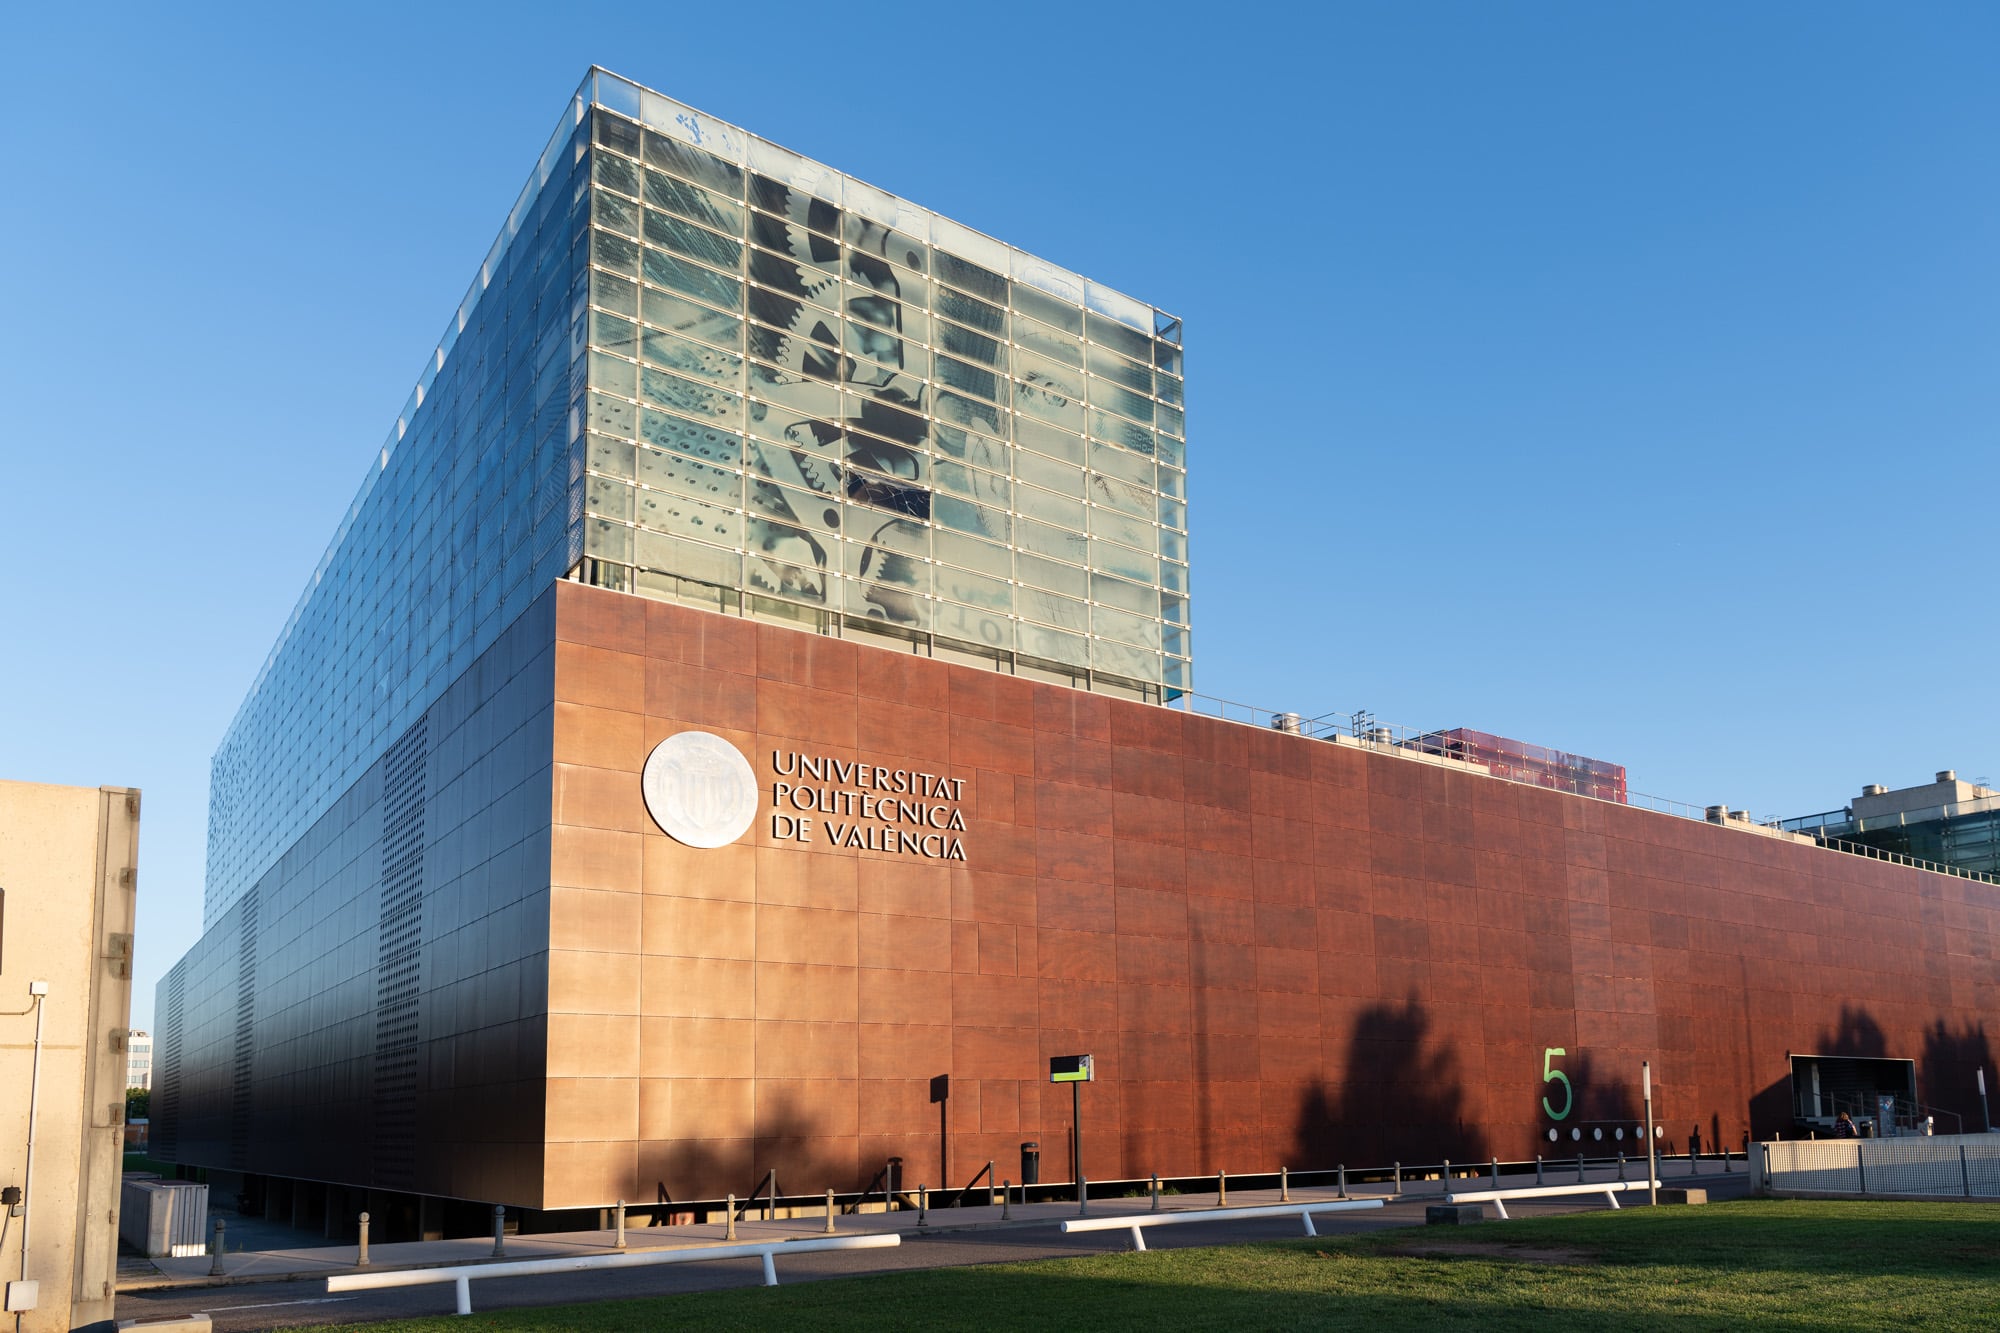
xmin=327 ymin=1233 xmax=899 ymax=1314
xmin=1756 ymin=1134 xmax=2000 ymax=1198
xmin=119 ymin=1178 xmax=209 ymax=1257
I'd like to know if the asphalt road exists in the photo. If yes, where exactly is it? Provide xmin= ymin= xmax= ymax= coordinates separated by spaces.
xmin=120 ymin=1181 xmax=1750 ymax=1331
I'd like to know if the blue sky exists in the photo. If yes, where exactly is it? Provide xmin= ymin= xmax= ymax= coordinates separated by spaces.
xmin=2 ymin=2 xmax=1994 ymax=1028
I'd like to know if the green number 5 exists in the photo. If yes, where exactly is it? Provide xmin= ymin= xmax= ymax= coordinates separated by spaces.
xmin=1542 ymin=1047 xmax=1573 ymax=1120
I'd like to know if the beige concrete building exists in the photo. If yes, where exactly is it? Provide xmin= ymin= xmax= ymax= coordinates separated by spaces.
xmin=0 ymin=781 xmax=139 ymax=1331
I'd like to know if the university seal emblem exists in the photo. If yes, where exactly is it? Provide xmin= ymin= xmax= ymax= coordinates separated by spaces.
xmin=640 ymin=731 xmax=758 ymax=848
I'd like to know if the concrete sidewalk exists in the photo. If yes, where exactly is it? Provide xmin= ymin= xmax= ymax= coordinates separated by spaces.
xmin=116 ymin=1188 xmax=1386 ymax=1291
xmin=116 ymin=1161 xmax=1752 ymax=1293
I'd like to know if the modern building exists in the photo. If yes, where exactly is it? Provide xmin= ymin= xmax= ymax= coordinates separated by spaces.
xmin=154 ymin=68 xmax=2000 ymax=1240
xmin=0 ymin=780 xmax=140 ymax=1332
xmin=127 ymin=1031 xmax=152 ymax=1091
xmin=1784 ymin=771 xmax=2000 ymax=878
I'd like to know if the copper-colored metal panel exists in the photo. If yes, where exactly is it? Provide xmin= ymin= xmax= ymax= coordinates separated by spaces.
xmin=640 ymin=1018 xmax=754 ymax=1080
xmin=553 ymin=700 xmax=646 ymax=772
xmin=550 ymin=824 xmax=645 ymax=892
xmin=553 ymin=640 xmax=646 ymax=711
xmin=549 ymin=886 xmax=643 ymax=954
xmin=548 ymin=948 xmax=641 ymax=1015
xmin=547 ymin=1077 xmax=640 ymax=1142
xmin=523 ymin=583 xmax=2000 ymax=1206
xmin=547 ymin=1013 xmax=640 ymax=1078
xmin=641 ymin=895 xmax=755 ymax=959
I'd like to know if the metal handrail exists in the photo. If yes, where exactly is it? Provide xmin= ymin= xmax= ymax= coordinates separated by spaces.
xmin=1166 ymin=689 xmax=1999 ymax=887
xmin=952 ymin=1159 xmax=995 ymax=1207
xmin=733 ymin=1169 xmax=779 ymax=1222
xmin=845 ymin=1159 xmax=899 ymax=1215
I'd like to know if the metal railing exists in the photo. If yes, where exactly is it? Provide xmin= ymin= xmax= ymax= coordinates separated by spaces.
xmin=1166 ymin=689 xmax=2000 ymax=886
xmin=1793 ymin=1092 xmax=1965 ymax=1137
xmin=1803 ymin=833 xmax=2000 ymax=886
xmin=1757 ymin=1136 xmax=2000 ymax=1199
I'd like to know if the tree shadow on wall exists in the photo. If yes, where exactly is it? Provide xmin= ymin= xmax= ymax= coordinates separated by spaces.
xmin=1743 ymin=1005 xmax=1896 ymax=1142
xmin=1747 ymin=1075 xmax=1795 ymax=1142
xmin=1293 ymin=995 xmax=1486 ymax=1168
xmin=1546 ymin=1050 xmax=1644 ymax=1155
xmin=1566 ymin=1050 xmax=1640 ymax=1126
xmin=1922 ymin=1019 xmax=1995 ymax=1132
xmin=1817 ymin=1005 xmax=1888 ymax=1058
xmin=640 ymin=1091 xmax=860 ymax=1215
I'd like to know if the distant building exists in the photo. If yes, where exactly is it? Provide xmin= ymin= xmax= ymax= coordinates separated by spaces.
xmin=0 ymin=780 xmax=140 ymax=1332
xmin=1783 ymin=770 xmax=2000 ymax=876
xmin=127 ymin=1030 xmax=151 ymax=1091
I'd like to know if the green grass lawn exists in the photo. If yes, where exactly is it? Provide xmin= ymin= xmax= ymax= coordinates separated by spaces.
xmin=303 ymin=1199 xmax=2000 ymax=1332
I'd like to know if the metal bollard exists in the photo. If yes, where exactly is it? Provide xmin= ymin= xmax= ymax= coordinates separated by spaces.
xmin=491 ymin=1204 xmax=506 ymax=1258
xmin=615 ymin=1199 xmax=626 ymax=1250
xmin=1443 ymin=1158 xmax=1451 ymax=1185
xmin=1536 ymin=1155 xmax=1544 ymax=1186
xmin=356 ymin=1211 xmax=370 ymax=1268
xmin=1618 ymin=1152 xmax=1626 ymax=1181
xmin=1577 ymin=1152 xmax=1585 ymax=1183
xmin=726 ymin=1194 xmax=737 ymax=1242
xmin=919 ymin=1185 xmax=928 ymax=1226
xmin=1490 ymin=1156 xmax=1499 ymax=1187
xmin=1151 ymin=1174 xmax=1161 ymax=1212
xmin=1002 ymin=1179 xmax=1012 ymax=1221
xmin=1338 ymin=1163 xmax=1348 ymax=1199
xmin=825 ymin=1188 xmax=836 ymax=1234
xmin=210 ymin=1217 xmax=226 ymax=1277
xmin=1218 ymin=1169 xmax=1227 ymax=1207
xmin=1280 ymin=1166 xmax=1290 ymax=1203
xmin=1394 ymin=1162 xmax=1402 ymax=1195
xmin=1079 ymin=1176 xmax=1089 ymax=1217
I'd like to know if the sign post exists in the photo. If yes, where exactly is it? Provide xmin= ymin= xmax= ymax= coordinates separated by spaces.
xmin=1050 ymin=1055 xmax=1094 ymax=1206
xmin=1642 ymin=1061 xmax=1657 ymax=1207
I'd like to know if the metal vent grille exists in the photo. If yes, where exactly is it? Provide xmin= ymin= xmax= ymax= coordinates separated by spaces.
xmin=154 ymin=967 xmax=185 ymax=1158
xmin=228 ymin=893 xmax=257 ymax=1168
xmin=373 ymin=717 xmax=428 ymax=1186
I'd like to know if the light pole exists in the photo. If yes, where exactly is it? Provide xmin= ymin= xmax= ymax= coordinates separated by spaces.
xmin=1643 ymin=1060 xmax=1657 ymax=1207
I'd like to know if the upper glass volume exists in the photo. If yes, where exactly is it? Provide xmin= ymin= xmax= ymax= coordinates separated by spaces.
xmin=204 ymin=67 xmax=1189 ymax=922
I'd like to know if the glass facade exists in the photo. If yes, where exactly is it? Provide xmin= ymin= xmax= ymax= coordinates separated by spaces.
xmin=574 ymin=71 xmax=1189 ymax=698
xmin=203 ymin=66 xmax=1189 ymax=923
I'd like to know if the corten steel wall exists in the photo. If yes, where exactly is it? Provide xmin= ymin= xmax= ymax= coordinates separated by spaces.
xmin=545 ymin=581 xmax=2000 ymax=1207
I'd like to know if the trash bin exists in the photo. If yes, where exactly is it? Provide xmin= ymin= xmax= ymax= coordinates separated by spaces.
xmin=1021 ymin=1142 xmax=1040 ymax=1186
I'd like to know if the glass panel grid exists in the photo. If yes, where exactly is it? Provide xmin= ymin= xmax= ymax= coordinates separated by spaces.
xmin=566 ymin=74 xmax=1190 ymax=700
